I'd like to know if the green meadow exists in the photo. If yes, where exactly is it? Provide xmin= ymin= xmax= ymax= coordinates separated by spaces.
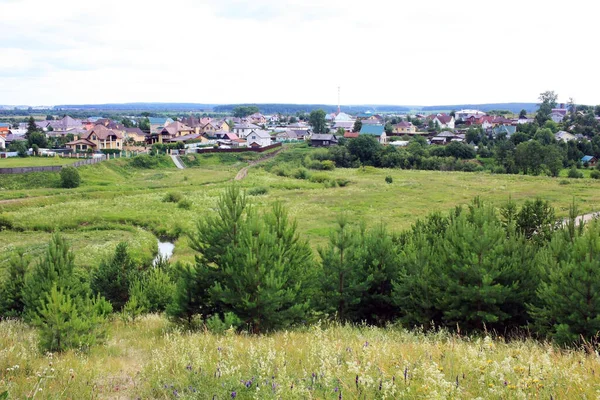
xmin=1 ymin=147 xmax=599 ymax=267
xmin=0 ymin=156 xmax=79 ymax=167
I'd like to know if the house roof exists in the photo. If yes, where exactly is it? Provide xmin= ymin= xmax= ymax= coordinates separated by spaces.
xmin=48 ymin=116 xmax=82 ymax=131
xmin=334 ymin=121 xmax=355 ymax=129
xmin=394 ymin=121 xmax=413 ymax=128
xmin=437 ymin=131 xmax=456 ymax=137
xmin=66 ymin=139 xmax=96 ymax=147
xmin=436 ymin=115 xmax=454 ymax=124
xmin=582 ymin=155 xmax=595 ymax=162
xmin=125 ymin=127 xmax=145 ymax=135
xmin=166 ymin=133 xmax=202 ymax=142
xmin=334 ymin=112 xmax=354 ymax=122
xmin=162 ymin=121 xmax=194 ymax=136
xmin=234 ymin=123 xmax=261 ymax=130
xmin=148 ymin=117 xmax=174 ymax=125
xmin=344 ymin=132 xmax=360 ymax=138
xmin=311 ymin=134 xmax=338 ymax=141
xmin=360 ymin=124 xmax=385 ymax=136
xmin=247 ymin=129 xmax=271 ymax=139
xmin=84 ymin=125 xmax=123 ymax=140
xmin=555 ymin=131 xmax=576 ymax=142
xmin=224 ymin=133 xmax=239 ymax=140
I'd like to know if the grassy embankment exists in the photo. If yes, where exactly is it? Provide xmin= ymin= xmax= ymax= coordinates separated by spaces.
xmin=1 ymin=315 xmax=599 ymax=399
xmin=1 ymin=148 xmax=600 ymax=267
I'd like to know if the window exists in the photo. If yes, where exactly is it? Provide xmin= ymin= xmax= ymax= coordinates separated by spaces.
xmin=252 ymin=136 xmax=256 ymax=139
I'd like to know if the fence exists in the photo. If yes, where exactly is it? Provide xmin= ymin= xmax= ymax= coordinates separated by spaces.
xmin=195 ymin=142 xmax=282 ymax=154
xmin=0 ymin=155 xmax=107 ymax=175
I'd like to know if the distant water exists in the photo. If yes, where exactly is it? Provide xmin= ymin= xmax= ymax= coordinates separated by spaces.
xmin=154 ymin=240 xmax=175 ymax=265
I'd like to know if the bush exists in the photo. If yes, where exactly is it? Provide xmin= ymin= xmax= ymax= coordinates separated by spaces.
xmin=385 ymin=175 xmax=393 ymax=184
xmin=492 ymin=165 xmax=507 ymax=174
xmin=0 ymin=214 xmax=13 ymax=231
xmin=60 ymin=166 xmax=81 ymax=188
xmin=559 ymin=179 xmax=570 ymax=185
xmin=309 ymin=173 xmax=330 ymax=183
xmin=321 ymin=160 xmax=335 ymax=170
xmin=247 ymin=186 xmax=268 ymax=196
xmin=163 ymin=192 xmax=183 ymax=203
xmin=307 ymin=159 xmax=326 ymax=170
xmin=292 ymin=168 xmax=310 ymax=180
xmin=591 ymin=170 xmax=600 ymax=179
xmin=205 ymin=312 xmax=242 ymax=334
xmin=336 ymin=178 xmax=350 ymax=187
xmin=568 ymin=167 xmax=583 ymax=179
xmin=177 ymin=199 xmax=192 ymax=209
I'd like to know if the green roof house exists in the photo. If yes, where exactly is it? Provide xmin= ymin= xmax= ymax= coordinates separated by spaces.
xmin=359 ymin=124 xmax=387 ymax=143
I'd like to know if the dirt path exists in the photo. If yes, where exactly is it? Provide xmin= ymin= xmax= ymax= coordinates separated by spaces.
xmin=234 ymin=148 xmax=283 ymax=181
xmin=562 ymin=211 xmax=600 ymax=227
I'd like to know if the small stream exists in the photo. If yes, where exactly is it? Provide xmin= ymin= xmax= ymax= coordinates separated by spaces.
xmin=154 ymin=240 xmax=175 ymax=265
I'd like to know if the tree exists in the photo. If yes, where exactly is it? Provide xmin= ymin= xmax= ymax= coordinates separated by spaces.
xmin=189 ymin=186 xmax=314 ymax=333
xmin=22 ymin=235 xmax=89 ymax=321
xmin=120 ymin=118 xmax=134 ymax=128
xmin=519 ymin=109 xmax=527 ymax=119
xmin=531 ymin=221 xmax=600 ymax=345
xmin=384 ymin=122 xmax=393 ymax=135
xmin=309 ymin=109 xmax=327 ymax=134
xmin=352 ymin=119 xmax=362 ymax=133
xmin=288 ymin=116 xmax=298 ymax=124
xmin=317 ymin=215 xmax=367 ymax=322
xmin=26 ymin=116 xmax=38 ymax=137
xmin=0 ymin=251 xmax=29 ymax=317
xmin=515 ymin=199 xmax=557 ymax=244
xmin=9 ymin=141 xmax=28 ymax=157
xmin=28 ymin=131 xmax=48 ymax=149
xmin=60 ymin=166 xmax=81 ymax=188
xmin=138 ymin=117 xmax=150 ymax=132
xmin=232 ymin=105 xmax=260 ymax=118
xmin=46 ymin=115 xmax=55 ymax=121
xmin=445 ymin=141 xmax=476 ymax=159
xmin=91 ymin=242 xmax=137 ymax=311
xmin=347 ymin=135 xmax=381 ymax=165
xmin=535 ymin=90 xmax=558 ymax=125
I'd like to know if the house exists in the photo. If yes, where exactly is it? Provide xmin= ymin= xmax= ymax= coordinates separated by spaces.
xmin=275 ymin=131 xmax=300 ymax=142
xmin=248 ymin=113 xmax=266 ymax=125
xmin=288 ymin=129 xmax=310 ymax=140
xmin=392 ymin=121 xmax=416 ymax=135
xmin=153 ymin=121 xmax=195 ymax=144
xmin=430 ymin=114 xmax=455 ymax=129
xmin=165 ymin=133 xmax=205 ymax=144
xmin=431 ymin=131 xmax=460 ymax=145
xmin=48 ymin=116 xmax=83 ymax=132
xmin=333 ymin=112 xmax=354 ymax=123
xmin=148 ymin=117 xmax=174 ymax=134
xmin=233 ymin=123 xmax=261 ymax=138
xmin=0 ymin=123 xmax=10 ymax=134
xmin=455 ymin=109 xmax=486 ymax=121
xmin=491 ymin=125 xmax=517 ymax=138
xmin=333 ymin=121 xmax=355 ymax=132
xmin=124 ymin=127 xmax=147 ymax=143
xmin=555 ymin=131 xmax=576 ymax=143
xmin=66 ymin=125 xmax=123 ymax=151
xmin=549 ymin=111 xmax=566 ymax=123
xmin=311 ymin=134 xmax=338 ymax=147
xmin=0 ymin=134 xmax=5 ymax=149
xmin=581 ymin=155 xmax=597 ymax=166
xmin=390 ymin=140 xmax=410 ymax=147
xmin=359 ymin=124 xmax=387 ymax=143
xmin=246 ymin=130 xmax=272 ymax=148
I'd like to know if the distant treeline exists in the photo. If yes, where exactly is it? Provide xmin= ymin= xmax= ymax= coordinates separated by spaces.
xmin=421 ymin=103 xmax=539 ymax=113
xmin=53 ymin=103 xmax=218 ymax=112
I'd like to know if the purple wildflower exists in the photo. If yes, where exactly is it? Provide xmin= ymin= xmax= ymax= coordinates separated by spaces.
xmin=231 ymin=391 xmax=237 ymax=398
xmin=186 ymin=364 xmax=192 ymax=371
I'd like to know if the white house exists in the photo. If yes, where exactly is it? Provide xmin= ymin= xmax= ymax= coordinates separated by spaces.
xmin=0 ymin=135 xmax=5 ymax=149
xmin=233 ymin=123 xmax=261 ymax=138
xmin=246 ymin=130 xmax=272 ymax=148
xmin=455 ymin=109 xmax=486 ymax=121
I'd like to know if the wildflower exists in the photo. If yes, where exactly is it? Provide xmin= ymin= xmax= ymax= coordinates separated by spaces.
xmin=173 ymin=389 xmax=179 ymax=397
xmin=186 ymin=364 xmax=192 ymax=371
xmin=231 ymin=391 xmax=237 ymax=398
xmin=364 ymin=341 xmax=369 ymax=348
xmin=334 ymin=387 xmax=338 ymax=392
xmin=355 ymin=375 xmax=359 ymax=388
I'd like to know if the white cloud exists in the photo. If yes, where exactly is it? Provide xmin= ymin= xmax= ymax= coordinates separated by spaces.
xmin=0 ymin=0 xmax=599 ymax=106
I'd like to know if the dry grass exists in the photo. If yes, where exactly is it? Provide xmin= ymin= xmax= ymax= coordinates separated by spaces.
xmin=2 ymin=316 xmax=600 ymax=399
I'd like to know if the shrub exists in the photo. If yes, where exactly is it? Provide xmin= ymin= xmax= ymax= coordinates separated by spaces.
xmin=568 ymin=167 xmax=583 ymax=179
xmin=293 ymin=168 xmax=310 ymax=180
xmin=307 ymin=160 xmax=325 ymax=170
xmin=385 ymin=175 xmax=393 ymax=184
xmin=336 ymin=178 xmax=350 ymax=187
xmin=91 ymin=242 xmax=137 ymax=311
xmin=247 ymin=186 xmax=268 ymax=196
xmin=309 ymin=173 xmax=330 ymax=183
xmin=163 ymin=192 xmax=183 ymax=203
xmin=60 ymin=166 xmax=81 ymax=188
xmin=559 ymin=179 xmax=570 ymax=185
xmin=0 ymin=214 xmax=13 ymax=231
xmin=138 ymin=268 xmax=175 ymax=313
xmin=321 ymin=160 xmax=335 ymax=170
xmin=177 ymin=199 xmax=192 ymax=209
xmin=492 ymin=165 xmax=507 ymax=174
xmin=591 ymin=170 xmax=600 ymax=179
xmin=205 ymin=312 xmax=242 ymax=334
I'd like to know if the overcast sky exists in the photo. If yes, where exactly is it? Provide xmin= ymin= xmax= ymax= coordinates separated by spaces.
xmin=0 ymin=0 xmax=598 ymax=107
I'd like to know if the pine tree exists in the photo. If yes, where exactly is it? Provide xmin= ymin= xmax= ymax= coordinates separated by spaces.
xmin=356 ymin=223 xmax=399 ymax=324
xmin=317 ymin=214 xmax=367 ymax=322
xmin=212 ymin=205 xmax=313 ymax=333
xmin=91 ymin=242 xmax=137 ymax=311
xmin=22 ymin=235 xmax=88 ymax=321
xmin=0 ymin=251 xmax=29 ymax=317
xmin=530 ymin=220 xmax=600 ymax=345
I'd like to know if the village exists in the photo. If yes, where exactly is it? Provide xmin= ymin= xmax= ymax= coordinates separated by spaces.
xmin=1 ymin=104 xmax=596 ymax=164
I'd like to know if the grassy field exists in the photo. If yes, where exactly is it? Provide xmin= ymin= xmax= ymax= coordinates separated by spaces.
xmin=1 ymin=315 xmax=599 ymax=399
xmin=1 ymin=149 xmax=600 ymax=266
xmin=0 ymin=156 xmax=79 ymax=167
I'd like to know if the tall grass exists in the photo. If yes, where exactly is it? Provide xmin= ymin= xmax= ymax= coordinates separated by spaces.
xmin=1 ymin=316 xmax=599 ymax=398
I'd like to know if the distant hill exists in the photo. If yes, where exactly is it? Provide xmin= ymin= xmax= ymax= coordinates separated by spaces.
xmin=23 ymin=102 xmax=540 ymax=114
xmin=53 ymin=103 xmax=218 ymax=111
